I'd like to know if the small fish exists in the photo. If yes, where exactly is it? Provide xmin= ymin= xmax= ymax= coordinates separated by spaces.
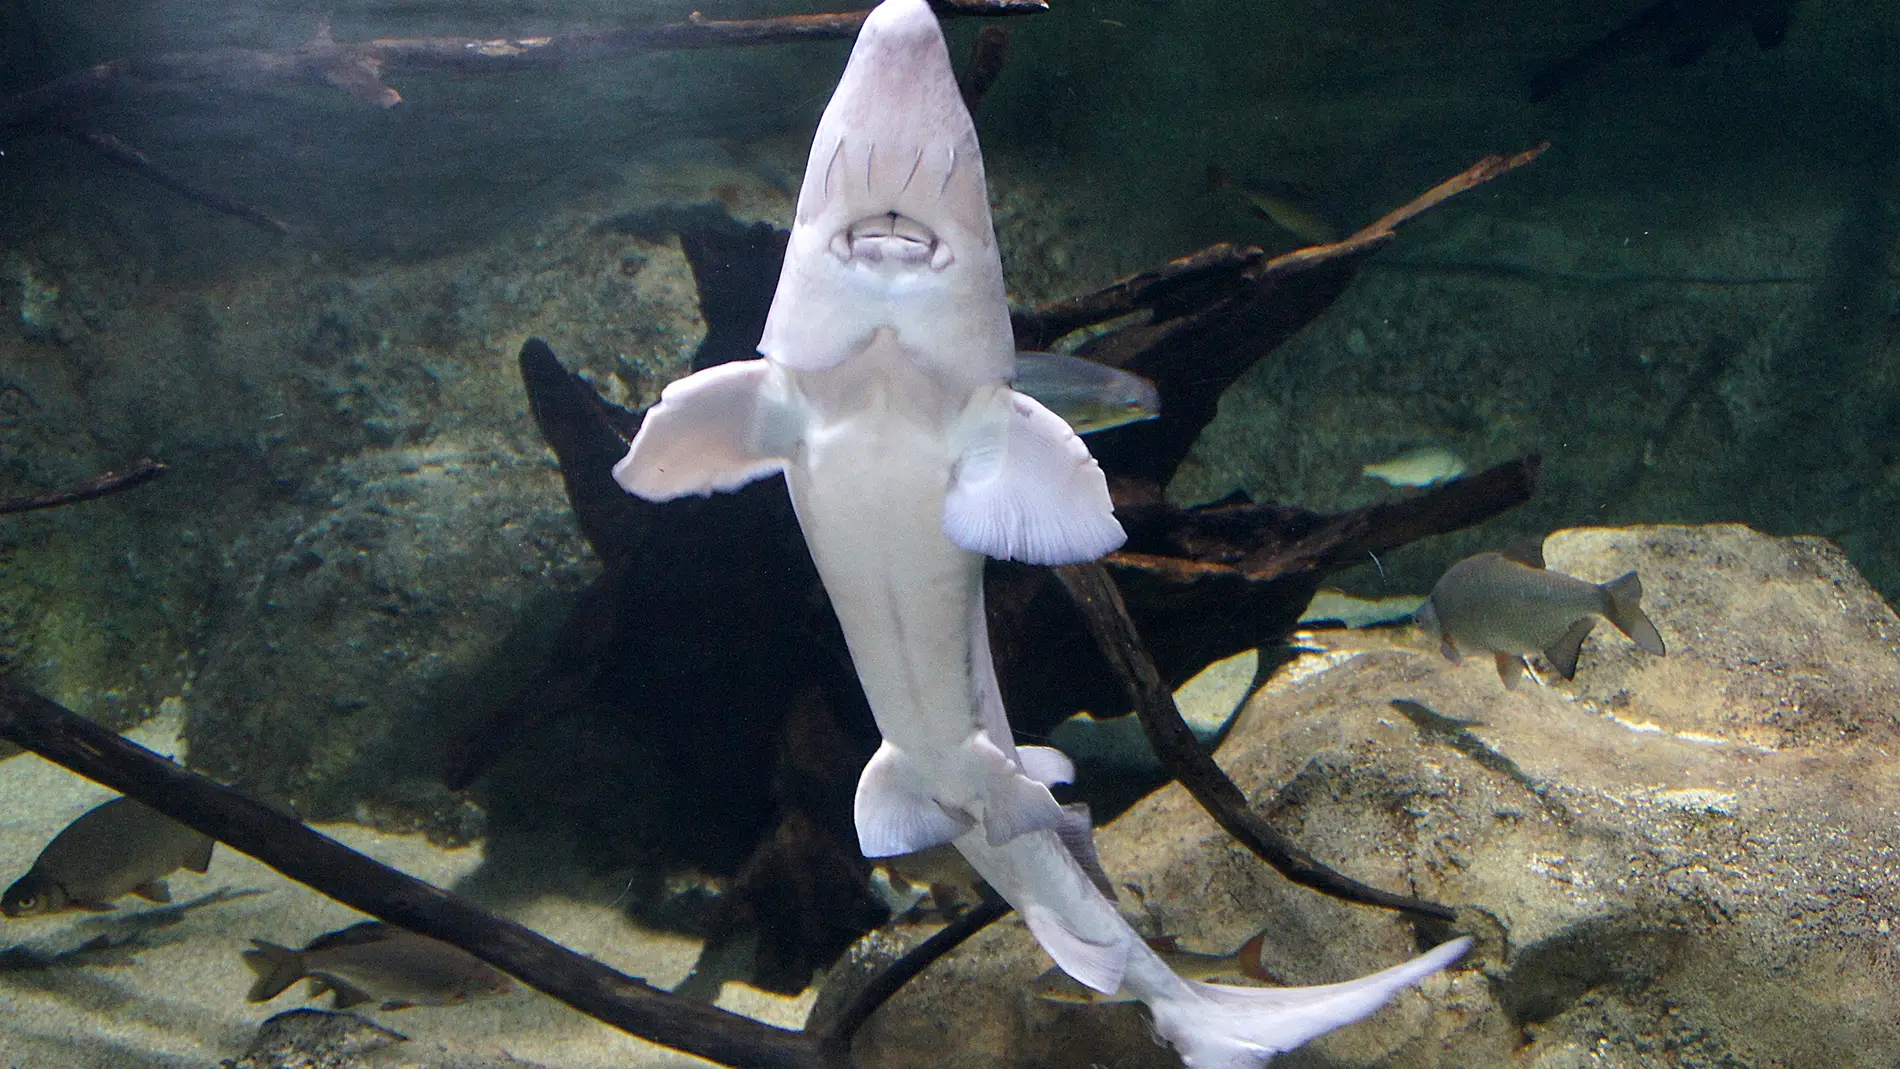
xmin=244 ymin=921 xmax=515 ymax=1010
xmin=1013 ymin=352 xmax=1159 ymax=435
xmin=1034 ymin=931 xmax=1278 ymax=1005
xmin=1205 ymin=165 xmax=1344 ymax=246
xmin=1416 ymin=548 xmax=1667 ymax=689
xmin=1362 ymin=446 xmax=1467 ymax=488
xmin=3 ymin=796 xmax=214 ymax=917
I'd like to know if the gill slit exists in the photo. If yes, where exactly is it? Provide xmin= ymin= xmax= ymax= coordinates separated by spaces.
xmin=899 ymin=147 xmax=925 ymax=196
xmin=822 ymin=137 xmax=845 ymax=203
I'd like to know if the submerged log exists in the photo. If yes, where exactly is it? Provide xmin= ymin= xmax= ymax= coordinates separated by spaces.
xmin=0 ymin=457 xmax=167 ymax=516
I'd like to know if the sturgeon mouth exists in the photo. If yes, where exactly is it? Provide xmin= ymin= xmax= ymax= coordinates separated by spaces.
xmin=831 ymin=212 xmax=953 ymax=270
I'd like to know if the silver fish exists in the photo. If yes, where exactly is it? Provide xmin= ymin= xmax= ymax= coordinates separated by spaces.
xmin=1362 ymin=446 xmax=1466 ymax=488
xmin=1416 ymin=549 xmax=1666 ymax=689
xmin=3 ymin=796 xmax=214 ymax=917
xmin=243 ymin=921 xmax=514 ymax=1010
xmin=1013 ymin=352 xmax=1159 ymax=434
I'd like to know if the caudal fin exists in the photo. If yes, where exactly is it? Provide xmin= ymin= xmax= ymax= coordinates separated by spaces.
xmin=1150 ymin=937 xmax=1470 ymax=1069
xmin=1600 ymin=571 xmax=1666 ymax=655
xmin=242 ymin=939 xmax=306 ymax=1003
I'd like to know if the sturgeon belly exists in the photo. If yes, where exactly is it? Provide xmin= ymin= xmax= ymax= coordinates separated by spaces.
xmin=786 ymin=415 xmax=991 ymax=790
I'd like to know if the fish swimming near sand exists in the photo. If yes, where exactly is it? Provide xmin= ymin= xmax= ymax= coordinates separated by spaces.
xmin=1014 ymin=352 xmax=1159 ymax=434
xmin=244 ymin=921 xmax=515 ymax=1010
xmin=614 ymin=1 xmax=1467 ymax=1064
xmin=1416 ymin=547 xmax=1667 ymax=689
xmin=1362 ymin=445 xmax=1466 ymax=488
xmin=2 ymin=796 xmax=214 ymax=917
xmin=1035 ymin=931 xmax=1281 ymax=1005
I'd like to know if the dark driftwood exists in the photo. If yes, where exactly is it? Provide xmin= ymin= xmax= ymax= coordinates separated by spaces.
xmin=65 ymin=130 xmax=291 ymax=234
xmin=1010 ymin=242 xmax=1266 ymax=352
xmin=0 ymin=678 xmax=1028 ymax=1067
xmin=816 ymin=890 xmax=1013 ymax=1054
xmin=1055 ymin=563 xmax=1456 ymax=922
xmin=1029 ymin=144 xmax=1549 ymax=491
xmin=0 ymin=457 xmax=167 ymax=516
xmin=0 ymin=680 xmax=844 ymax=1069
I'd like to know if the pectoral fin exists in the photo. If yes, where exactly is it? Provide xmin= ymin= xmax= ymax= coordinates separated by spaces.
xmin=612 ymin=359 xmax=799 ymax=501
xmin=943 ymin=390 xmax=1125 ymax=565
xmin=854 ymin=741 xmax=975 ymax=857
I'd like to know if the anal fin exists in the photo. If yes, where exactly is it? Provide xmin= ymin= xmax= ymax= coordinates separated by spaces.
xmin=1496 ymin=652 xmax=1530 ymax=690
xmin=1543 ymin=617 xmax=1596 ymax=680
xmin=1022 ymin=905 xmax=1130 ymax=995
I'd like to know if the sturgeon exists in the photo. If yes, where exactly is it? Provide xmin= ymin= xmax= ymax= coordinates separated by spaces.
xmin=613 ymin=1 xmax=1468 ymax=1064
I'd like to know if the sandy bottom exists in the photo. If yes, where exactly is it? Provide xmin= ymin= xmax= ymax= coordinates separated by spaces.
xmin=0 ymin=712 xmax=815 ymax=1069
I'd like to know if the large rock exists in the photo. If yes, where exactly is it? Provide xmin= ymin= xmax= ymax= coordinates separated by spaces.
xmin=851 ymin=524 xmax=1900 ymax=1068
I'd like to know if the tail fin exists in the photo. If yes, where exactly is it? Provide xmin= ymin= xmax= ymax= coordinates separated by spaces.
xmin=1600 ymin=571 xmax=1666 ymax=655
xmin=1151 ymin=937 xmax=1470 ymax=1069
xmin=242 ymin=939 xmax=306 ymax=1003
xmin=1205 ymin=164 xmax=1234 ymax=193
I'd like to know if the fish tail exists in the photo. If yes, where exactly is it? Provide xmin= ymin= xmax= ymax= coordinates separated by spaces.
xmin=1600 ymin=571 xmax=1666 ymax=655
xmin=1205 ymin=164 xmax=1233 ymax=193
xmin=1149 ymin=938 xmax=1470 ymax=1069
xmin=242 ymin=940 xmax=305 ymax=1003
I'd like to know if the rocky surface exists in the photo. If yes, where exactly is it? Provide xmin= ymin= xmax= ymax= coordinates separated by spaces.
xmin=850 ymin=524 xmax=1900 ymax=1068
xmin=228 ymin=1009 xmax=548 ymax=1069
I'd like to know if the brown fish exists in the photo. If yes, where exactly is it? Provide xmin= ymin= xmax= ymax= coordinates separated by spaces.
xmin=1033 ymin=931 xmax=1279 ymax=1004
xmin=244 ymin=921 xmax=515 ymax=1010
xmin=3 ymin=796 xmax=214 ymax=917
xmin=1416 ymin=548 xmax=1666 ymax=689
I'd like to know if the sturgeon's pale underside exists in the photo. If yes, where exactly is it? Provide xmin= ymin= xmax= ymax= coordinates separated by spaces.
xmin=613 ymin=1 xmax=1468 ymax=1065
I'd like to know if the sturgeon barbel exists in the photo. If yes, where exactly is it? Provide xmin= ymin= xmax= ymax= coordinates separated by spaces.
xmin=613 ymin=2 xmax=1467 ymax=1064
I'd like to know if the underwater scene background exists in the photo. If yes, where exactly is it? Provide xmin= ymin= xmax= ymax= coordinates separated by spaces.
xmin=0 ymin=0 xmax=1896 ymax=1066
